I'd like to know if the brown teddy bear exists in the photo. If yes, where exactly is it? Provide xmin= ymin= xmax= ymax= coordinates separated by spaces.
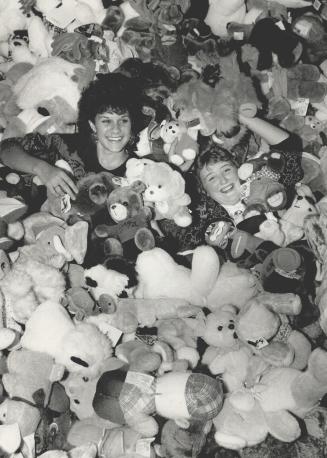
xmin=91 ymin=181 xmax=155 ymax=261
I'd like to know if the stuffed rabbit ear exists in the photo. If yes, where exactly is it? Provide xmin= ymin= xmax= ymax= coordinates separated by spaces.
xmin=23 ymin=212 xmax=66 ymax=244
xmin=64 ymin=221 xmax=88 ymax=265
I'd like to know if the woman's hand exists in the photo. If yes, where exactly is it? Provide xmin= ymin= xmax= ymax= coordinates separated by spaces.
xmin=35 ymin=162 xmax=78 ymax=200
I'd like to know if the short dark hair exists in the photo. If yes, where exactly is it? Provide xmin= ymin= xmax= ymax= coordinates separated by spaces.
xmin=77 ymin=73 xmax=146 ymax=137
xmin=195 ymin=142 xmax=237 ymax=177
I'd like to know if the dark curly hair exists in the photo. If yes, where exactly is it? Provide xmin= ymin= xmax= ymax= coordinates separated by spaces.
xmin=77 ymin=73 xmax=147 ymax=152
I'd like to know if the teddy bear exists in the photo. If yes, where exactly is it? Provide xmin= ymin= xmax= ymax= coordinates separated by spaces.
xmin=124 ymin=157 xmax=155 ymax=185
xmin=20 ymin=300 xmax=114 ymax=378
xmin=214 ymin=347 xmax=327 ymax=449
xmin=93 ymin=363 xmax=224 ymax=438
xmin=142 ymin=162 xmax=192 ymax=227
xmin=0 ymin=348 xmax=65 ymax=454
xmin=196 ymin=306 xmax=256 ymax=392
xmin=159 ymin=119 xmax=199 ymax=167
xmin=91 ymin=181 xmax=156 ymax=260
xmin=235 ymin=292 xmax=312 ymax=370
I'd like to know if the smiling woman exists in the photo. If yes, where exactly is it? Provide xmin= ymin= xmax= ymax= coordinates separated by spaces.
xmin=0 ymin=73 xmax=146 ymax=203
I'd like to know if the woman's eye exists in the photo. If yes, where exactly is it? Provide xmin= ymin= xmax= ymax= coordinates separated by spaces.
xmin=121 ymin=118 xmax=130 ymax=124
xmin=207 ymin=176 xmax=215 ymax=182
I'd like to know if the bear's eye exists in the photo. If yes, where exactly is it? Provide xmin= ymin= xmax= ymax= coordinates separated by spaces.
xmin=158 ymin=185 xmax=162 ymax=189
xmin=228 ymin=324 xmax=235 ymax=330
xmin=217 ymin=326 xmax=223 ymax=331
xmin=123 ymin=202 xmax=129 ymax=206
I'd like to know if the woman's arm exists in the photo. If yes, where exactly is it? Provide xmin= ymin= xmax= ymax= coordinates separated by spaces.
xmin=238 ymin=114 xmax=289 ymax=145
xmin=0 ymin=137 xmax=78 ymax=199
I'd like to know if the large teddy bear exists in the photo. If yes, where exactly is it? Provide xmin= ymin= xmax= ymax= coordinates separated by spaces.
xmin=134 ymin=246 xmax=259 ymax=310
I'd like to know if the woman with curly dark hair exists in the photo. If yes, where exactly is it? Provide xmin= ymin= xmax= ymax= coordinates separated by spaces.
xmin=0 ymin=73 xmax=146 ymax=201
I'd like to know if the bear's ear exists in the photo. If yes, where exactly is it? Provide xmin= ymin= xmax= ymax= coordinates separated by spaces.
xmin=131 ymin=180 xmax=146 ymax=194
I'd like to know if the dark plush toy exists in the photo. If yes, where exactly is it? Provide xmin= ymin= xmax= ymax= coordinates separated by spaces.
xmin=292 ymin=12 xmax=327 ymax=66
xmin=51 ymin=23 xmax=110 ymax=77
xmin=91 ymin=181 xmax=155 ymax=261
xmin=241 ymin=17 xmax=304 ymax=70
xmin=238 ymin=152 xmax=288 ymax=217
xmin=119 ymin=0 xmax=191 ymax=67
xmin=48 ymin=171 xmax=117 ymax=225
xmin=116 ymin=57 xmax=180 ymax=123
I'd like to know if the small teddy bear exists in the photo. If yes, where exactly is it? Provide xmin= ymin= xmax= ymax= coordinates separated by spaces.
xmin=142 ymin=162 xmax=192 ymax=227
xmin=159 ymin=119 xmax=198 ymax=167
xmin=91 ymin=181 xmax=155 ymax=260
xmin=197 ymin=306 xmax=254 ymax=392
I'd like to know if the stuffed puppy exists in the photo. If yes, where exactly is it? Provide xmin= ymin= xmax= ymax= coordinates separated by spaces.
xmin=91 ymin=181 xmax=155 ymax=260
xmin=93 ymin=368 xmax=224 ymax=438
xmin=20 ymin=301 xmax=114 ymax=379
xmin=142 ymin=162 xmax=192 ymax=227
xmin=60 ymin=357 xmax=125 ymax=421
xmin=235 ymin=292 xmax=312 ymax=370
xmin=0 ymin=348 xmax=64 ymax=454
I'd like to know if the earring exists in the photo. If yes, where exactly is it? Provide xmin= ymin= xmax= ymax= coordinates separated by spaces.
xmin=91 ymin=130 xmax=98 ymax=143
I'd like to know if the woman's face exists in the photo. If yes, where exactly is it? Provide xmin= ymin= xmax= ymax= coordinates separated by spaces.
xmin=90 ymin=111 xmax=132 ymax=154
xmin=199 ymin=161 xmax=241 ymax=206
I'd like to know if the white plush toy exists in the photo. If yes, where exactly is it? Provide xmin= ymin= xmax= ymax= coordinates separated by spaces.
xmin=21 ymin=301 xmax=113 ymax=378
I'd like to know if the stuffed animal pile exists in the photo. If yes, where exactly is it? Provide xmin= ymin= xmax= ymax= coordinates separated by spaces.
xmin=3 ymin=1 xmax=327 ymax=458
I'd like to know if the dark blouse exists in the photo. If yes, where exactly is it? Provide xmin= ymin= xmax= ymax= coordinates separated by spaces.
xmin=159 ymin=134 xmax=304 ymax=252
xmin=0 ymin=132 xmax=136 ymax=212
